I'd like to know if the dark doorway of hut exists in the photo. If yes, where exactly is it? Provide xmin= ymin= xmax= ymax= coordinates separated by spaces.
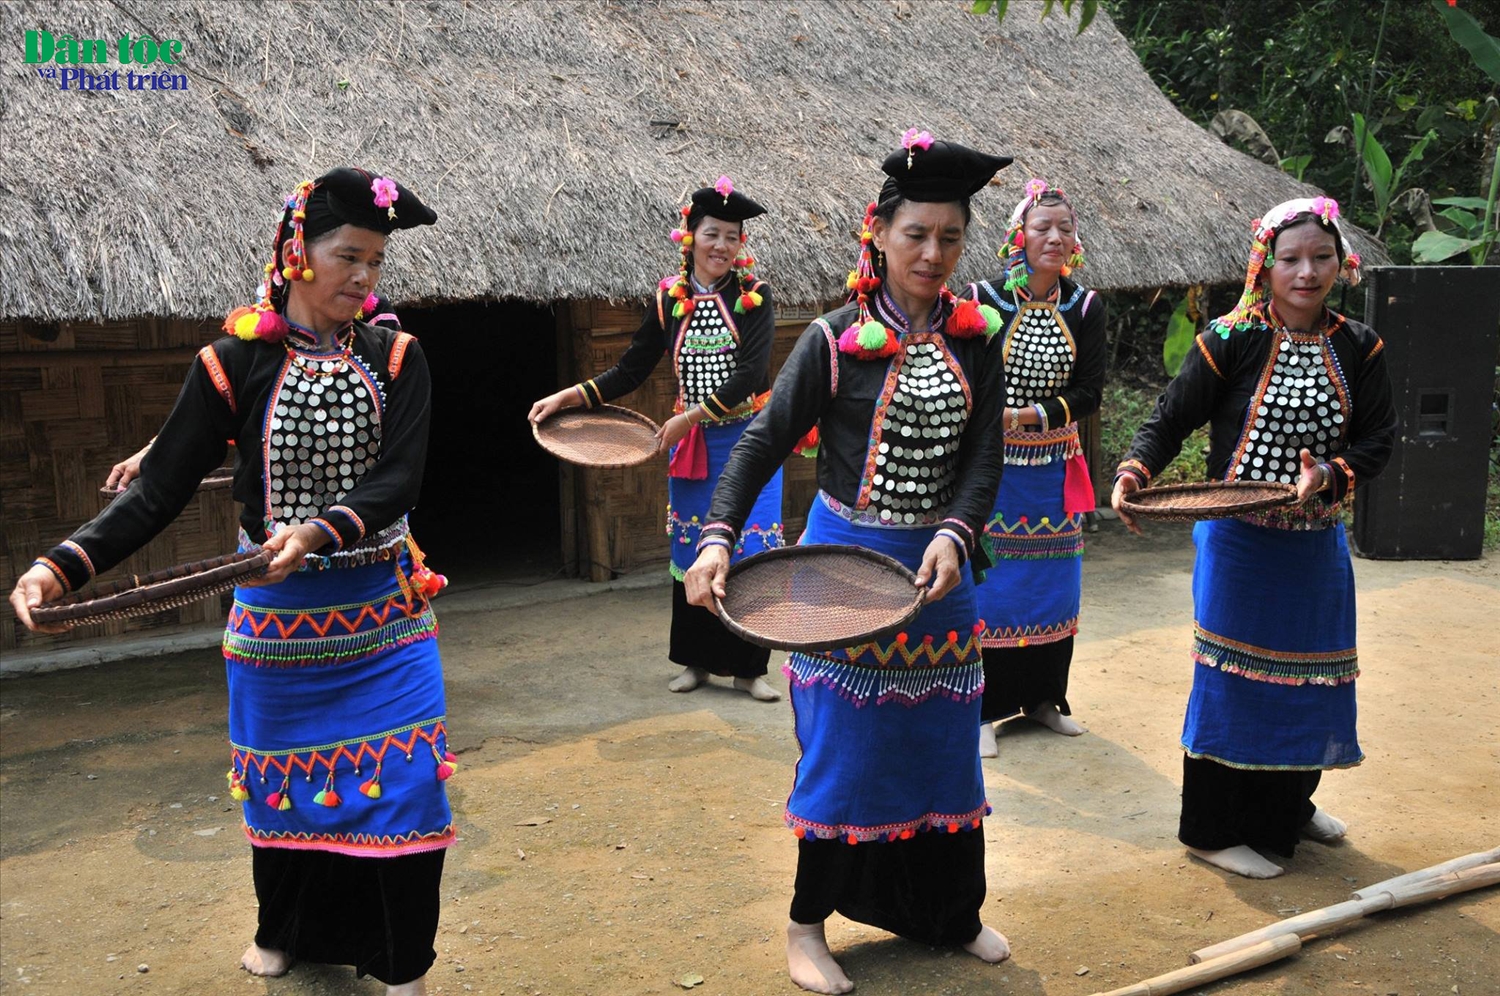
xmin=400 ymin=300 xmax=563 ymax=591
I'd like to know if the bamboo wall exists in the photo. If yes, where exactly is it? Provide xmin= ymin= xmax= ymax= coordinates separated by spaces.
xmin=559 ymin=300 xmax=824 ymax=581
xmin=1 ymin=317 xmax=235 ymax=654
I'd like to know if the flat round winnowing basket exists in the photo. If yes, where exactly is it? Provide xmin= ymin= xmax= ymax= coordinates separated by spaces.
xmin=715 ymin=544 xmax=926 ymax=651
xmin=1121 ymin=481 xmax=1299 ymax=522
xmin=532 ymin=405 xmax=662 ymax=468
xmin=101 ymin=471 xmax=234 ymax=502
xmin=30 ymin=551 xmax=272 ymax=628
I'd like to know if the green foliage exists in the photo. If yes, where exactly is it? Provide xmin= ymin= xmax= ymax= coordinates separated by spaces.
xmin=1161 ymin=295 xmax=1196 ymax=376
xmin=1098 ymin=383 xmax=1210 ymax=487
xmin=975 ymin=0 xmax=1098 ymax=34
xmin=1108 ymin=0 xmax=1499 ymax=263
xmin=1413 ymin=155 xmax=1500 ymax=263
xmin=1434 ymin=0 xmax=1500 ymax=86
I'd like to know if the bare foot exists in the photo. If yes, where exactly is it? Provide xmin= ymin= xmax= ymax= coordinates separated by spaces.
xmin=1025 ymin=701 xmax=1085 ymax=736
xmin=978 ymin=722 xmax=998 ymax=758
xmin=963 ymin=924 xmax=1011 ymax=963
xmin=386 ymin=977 xmax=427 ymax=996
xmin=1187 ymin=845 xmax=1285 ymax=879
xmin=734 ymin=676 xmax=782 ymax=701
xmin=240 ymin=943 xmax=290 ymax=977
xmin=1302 ymin=807 xmax=1348 ymax=843
xmin=786 ymin=921 xmax=854 ymax=994
xmin=668 ymin=667 xmax=708 ymax=693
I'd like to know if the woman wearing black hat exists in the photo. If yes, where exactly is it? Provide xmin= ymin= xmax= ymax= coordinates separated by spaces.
xmin=530 ymin=177 xmax=784 ymax=701
xmin=12 ymin=167 xmax=448 ymax=995
xmin=683 ymin=132 xmax=1012 ymax=993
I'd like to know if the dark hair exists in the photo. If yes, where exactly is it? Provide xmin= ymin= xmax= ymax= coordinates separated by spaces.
xmin=1270 ymin=211 xmax=1345 ymax=261
xmin=872 ymin=192 xmax=972 ymax=228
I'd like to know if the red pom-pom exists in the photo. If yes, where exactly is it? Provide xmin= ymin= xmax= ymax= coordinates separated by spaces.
xmin=793 ymin=826 xmax=807 ymax=839
xmin=946 ymin=298 xmax=987 ymax=337
xmin=947 ymin=822 xmax=959 ymax=834
xmin=947 ymin=630 xmax=958 ymax=645
xmin=922 ymin=634 xmax=934 ymax=645
xmin=846 ymin=834 xmax=859 ymax=846
xmin=973 ymin=621 xmax=984 ymax=634
xmin=895 ymin=632 xmax=909 ymax=646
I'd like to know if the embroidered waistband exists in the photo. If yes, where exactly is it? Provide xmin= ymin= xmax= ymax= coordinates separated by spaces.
xmin=1004 ymin=422 xmax=1081 ymax=466
xmin=786 ymin=800 xmax=992 ymax=844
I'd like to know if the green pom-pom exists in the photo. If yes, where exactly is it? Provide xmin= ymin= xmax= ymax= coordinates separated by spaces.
xmin=978 ymin=304 xmax=1002 ymax=338
xmin=799 ymin=443 xmax=820 ymax=459
xmin=672 ymin=302 xmax=687 ymax=319
xmin=855 ymin=320 xmax=887 ymax=351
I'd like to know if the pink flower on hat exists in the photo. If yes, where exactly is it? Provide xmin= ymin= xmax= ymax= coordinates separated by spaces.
xmin=715 ymin=175 xmax=734 ymax=200
xmin=901 ymin=128 xmax=934 ymax=152
xmin=1025 ymin=178 xmax=1049 ymax=198
xmin=371 ymin=177 xmax=400 ymax=209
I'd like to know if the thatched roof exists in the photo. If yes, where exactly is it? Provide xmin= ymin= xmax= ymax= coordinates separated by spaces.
xmin=0 ymin=0 xmax=1385 ymax=319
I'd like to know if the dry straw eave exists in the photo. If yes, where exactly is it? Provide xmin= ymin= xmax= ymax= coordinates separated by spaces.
xmin=0 ymin=0 xmax=1386 ymax=320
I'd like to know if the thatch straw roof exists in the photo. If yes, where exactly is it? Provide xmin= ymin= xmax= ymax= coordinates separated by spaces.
xmin=0 ymin=0 xmax=1385 ymax=319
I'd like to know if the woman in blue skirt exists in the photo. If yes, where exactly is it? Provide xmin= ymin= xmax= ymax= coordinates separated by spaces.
xmin=13 ymin=168 xmax=451 ymax=993
xmin=529 ymin=177 xmax=784 ymax=700
xmin=1112 ymin=196 xmax=1396 ymax=879
xmin=968 ymin=179 xmax=1107 ymax=755
xmin=685 ymin=133 xmax=1011 ymax=993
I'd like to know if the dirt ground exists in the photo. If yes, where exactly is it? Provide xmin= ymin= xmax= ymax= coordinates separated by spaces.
xmin=2 ymin=521 xmax=1496 ymax=996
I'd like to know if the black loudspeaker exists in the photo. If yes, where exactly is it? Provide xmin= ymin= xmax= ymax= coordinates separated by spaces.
xmin=1352 ymin=266 xmax=1500 ymax=560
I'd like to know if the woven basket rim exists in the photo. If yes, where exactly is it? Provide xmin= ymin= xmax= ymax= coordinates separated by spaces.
xmin=1121 ymin=480 xmax=1299 ymax=521
xmin=715 ymin=543 xmax=926 ymax=652
xmin=100 ymin=471 xmax=234 ymax=501
xmin=31 ymin=550 xmax=272 ymax=626
xmin=532 ymin=404 xmax=663 ymax=469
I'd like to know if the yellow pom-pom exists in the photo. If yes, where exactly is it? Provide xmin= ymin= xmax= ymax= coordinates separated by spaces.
xmin=233 ymin=312 xmax=261 ymax=340
xmin=681 ymin=233 xmax=693 ymax=247
xmin=846 ymin=271 xmax=859 ymax=290
xmin=301 ymin=268 xmax=314 ymax=282
xmin=263 ymin=262 xmax=275 ymax=274
xmin=282 ymin=265 xmax=297 ymax=280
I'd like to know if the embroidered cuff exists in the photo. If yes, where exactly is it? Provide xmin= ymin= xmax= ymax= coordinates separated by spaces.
xmin=935 ymin=528 xmax=969 ymax=566
xmin=1115 ymin=459 xmax=1153 ymax=486
xmin=1033 ymin=403 xmax=1048 ymax=432
xmin=701 ymin=394 xmax=732 ymax=421
xmin=323 ymin=505 xmax=367 ymax=549
xmin=1330 ymin=457 xmax=1356 ymax=502
xmin=32 ymin=556 xmax=73 ymax=593
xmin=698 ymin=522 xmax=738 ymax=551
xmin=1058 ymin=396 xmax=1072 ymax=426
xmin=577 ymin=379 xmax=603 ymax=409
xmin=308 ymin=517 xmax=343 ymax=552
xmin=59 ymin=540 xmax=96 ymax=579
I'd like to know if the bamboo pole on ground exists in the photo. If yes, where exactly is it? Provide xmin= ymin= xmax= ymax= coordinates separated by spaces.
xmin=1088 ymin=935 xmax=1301 ymax=996
xmin=1188 ymin=861 xmax=1500 ymax=964
xmin=1350 ymin=845 xmax=1500 ymax=900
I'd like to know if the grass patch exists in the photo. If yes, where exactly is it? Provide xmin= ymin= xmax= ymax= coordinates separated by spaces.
xmin=1098 ymin=381 xmax=1210 ymax=487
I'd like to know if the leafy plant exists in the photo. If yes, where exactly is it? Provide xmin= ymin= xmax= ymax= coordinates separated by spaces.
xmin=1344 ymin=113 xmax=1438 ymax=236
xmin=972 ymin=0 xmax=1099 ymax=34
xmin=1433 ymin=0 xmax=1500 ymax=86
xmin=1412 ymin=154 xmax=1500 ymax=263
xmin=1161 ymin=285 xmax=1204 ymax=377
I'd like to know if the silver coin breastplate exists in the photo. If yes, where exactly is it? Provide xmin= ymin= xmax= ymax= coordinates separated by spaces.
xmin=1003 ymin=302 xmax=1076 ymax=408
xmin=865 ymin=337 xmax=970 ymax=525
xmin=264 ymin=352 xmax=384 ymax=526
xmin=676 ymin=297 xmax=740 ymax=408
xmin=1231 ymin=331 xmax=1346 ymax=484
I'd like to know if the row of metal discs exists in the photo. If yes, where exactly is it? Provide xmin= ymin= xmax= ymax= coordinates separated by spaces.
xmin=866 ymin=344 xmax=964 ymax=521
xmin=1005 ymin=310 xmax=1074 ymax=405
xmin=266 ymin=366 xmax=381 ymax=523
xmin=1237 ymin=340 xmax=1343 ymax=483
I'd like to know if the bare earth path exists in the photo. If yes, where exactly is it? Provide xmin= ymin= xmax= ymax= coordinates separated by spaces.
xmin=2 ymin=522 xmax=1496 ymax=995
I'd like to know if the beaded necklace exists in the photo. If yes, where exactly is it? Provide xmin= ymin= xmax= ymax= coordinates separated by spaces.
xmin=284 ymin=321 xmax=354 ymax=377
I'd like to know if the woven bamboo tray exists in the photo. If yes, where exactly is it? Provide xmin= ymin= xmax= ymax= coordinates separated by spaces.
xmin=532 ymin=405 xmax=662 ymax=468
xmin=716 ymin=544 xmax=925 ymax=651
xmin=30 ymin=551 xmax=272 ymax=628
xmin=1121 ymin=480 xmax=1298 ymax=522
xmin=100 ymin=471 xmax=234 ymax=502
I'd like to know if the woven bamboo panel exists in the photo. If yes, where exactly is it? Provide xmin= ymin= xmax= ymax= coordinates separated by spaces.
xmin=562 ymin=303 xmax=819 ymax=579
xmin=1 ymin=317 xmax=235 ymax=653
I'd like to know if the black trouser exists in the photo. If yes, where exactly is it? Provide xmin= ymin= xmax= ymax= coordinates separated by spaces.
xmin=1178 ymin=754 xmax=1320 ymax=858
xmin=980 ymin=637 xmax=1073 ymax=722
xmin=252 ymin=846 xmax=445 ymax=985
xmin=790 ymin=831 xmax=986 ymax=946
